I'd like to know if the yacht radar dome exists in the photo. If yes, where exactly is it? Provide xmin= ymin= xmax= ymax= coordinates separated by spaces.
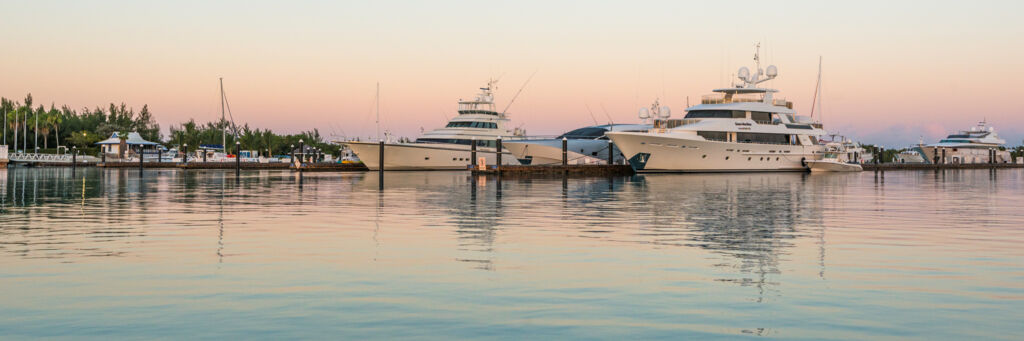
xmin=638 ymin=107 xmax=650 ymax=119
xmin=766 ymin=65 xmax=778 ymax=78
xmin=737 ymin=67 xmax=751 ymax=81
xmin=658 ymin=106 xmax=671 ymax=119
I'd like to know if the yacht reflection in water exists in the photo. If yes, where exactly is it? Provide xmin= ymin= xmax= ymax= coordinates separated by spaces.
xmin=626 ymin=173 xmax=824 ymax=300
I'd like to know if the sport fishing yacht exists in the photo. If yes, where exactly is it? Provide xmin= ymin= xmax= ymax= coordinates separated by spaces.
xmin=344 ymin=81 xmax=525 ymax=170
xmin=503 ymin=123 xmax=651 ymax=165
xmin=607 ymin=49 xmax=827 ymax=172
xmin=915 ymin=121 xmax=1010 ymax=164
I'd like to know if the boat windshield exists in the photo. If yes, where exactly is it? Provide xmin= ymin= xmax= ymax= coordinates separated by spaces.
xmin=557 ymin=127 xmax=608 ymax=139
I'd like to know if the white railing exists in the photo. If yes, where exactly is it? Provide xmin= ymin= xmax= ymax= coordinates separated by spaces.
xmin=8 ymin=152 xmax=78 ymax=163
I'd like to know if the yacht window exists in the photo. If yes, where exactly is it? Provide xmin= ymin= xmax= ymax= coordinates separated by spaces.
xmin=751 ymin=112 xmax=772 ymax=123
xmin=444 ymin=121 xmax=497 ymax=129
xmin=697 ymin=131 xmax=728 ymax=142
xmin=558 ymin=127 xmax=608 ymax=139
xmin=684 ymin=110 xmax=744 ymax=119
xmin=737 ymin=132 xmax=789 ymax=145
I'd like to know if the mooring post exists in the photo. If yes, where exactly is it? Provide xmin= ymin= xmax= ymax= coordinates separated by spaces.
xmin=470 ymin=138 xmax=477 ymax=169
xmin=235 ymin=141 xmax=241 ymax=177
xmin=72 ymin=146 xmax=77 ymax=173
xmin=202 ymin=148 xmax=207 ymax=163
xmin=608 ymin=140 xmax=614 ymax=165
xmin=182 ymin=144 xmax=188 ymax=165
xmin=158 ymin=148 xmax=163 ymax=164
xmin=378 ymin=140 xmax=385 ymax=190
xmin=299 ymin=139 xmax=305 ymax=165
xmin=139 ymin=145 xmax=144 ymax=173
xmin=101 ymin=149 xmax=106 ymax=164
xmin=496 ymin=136 xmax=503 ymax=171
xmin=289 ymin=144 xmax=295 ymax=166
xmin=562 ymin=137 xmax=568 ymax=166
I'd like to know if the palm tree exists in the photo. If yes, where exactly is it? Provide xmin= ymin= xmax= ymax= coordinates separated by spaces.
xmin=48 ymin=107 xmax=63 ymax=148
xmin=37 ymin=107 xmax=53 ymax=150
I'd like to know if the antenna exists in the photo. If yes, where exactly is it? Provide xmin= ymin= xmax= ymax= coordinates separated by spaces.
xmin=600 ymin=103 xmax=614 ymax=127
xmin=584 ymin=103 xmax=599 ymax=125
xmin=500 ymin=70 xmax=538 ymax=116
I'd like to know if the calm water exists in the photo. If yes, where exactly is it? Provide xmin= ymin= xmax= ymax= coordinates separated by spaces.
xmin=1 ymin=168 xmax=1022 ymax=339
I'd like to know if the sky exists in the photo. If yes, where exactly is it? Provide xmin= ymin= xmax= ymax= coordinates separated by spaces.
xmin=1 ymin=0 xmax=1022 ymax=147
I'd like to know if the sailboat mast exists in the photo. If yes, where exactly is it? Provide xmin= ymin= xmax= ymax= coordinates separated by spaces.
xmin=376 ymin=82 xmax=380 ymax=141
xmin=810 ymin=56 xmax=822 ymax=119
xmin=220 ymin=77 xmax=226 ymax=150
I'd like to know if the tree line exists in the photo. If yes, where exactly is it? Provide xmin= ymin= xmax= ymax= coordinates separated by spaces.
xmin=3 ymin=93 xmax=338 ymax=156
xmin=2 ymin=94 xmax=159 ymax=152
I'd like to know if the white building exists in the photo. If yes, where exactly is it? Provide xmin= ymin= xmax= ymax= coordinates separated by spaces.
xmin=95 ymin=132 xmax=161 ymax=158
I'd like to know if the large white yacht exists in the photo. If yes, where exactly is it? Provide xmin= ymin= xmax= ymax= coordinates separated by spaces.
xmin=915 ymin=121 xmax=1010 ymax=164
xmin=344 ymin=81 xmax=525 ymax=170
xmin=607 ymin=50 xmax=827 ymax=172
xmin=503 ymin=123 xmax=651 ymax=165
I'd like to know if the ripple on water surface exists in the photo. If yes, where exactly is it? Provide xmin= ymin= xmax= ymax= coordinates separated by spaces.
xmin=1 ymin=168 xmax=1023 ymax=339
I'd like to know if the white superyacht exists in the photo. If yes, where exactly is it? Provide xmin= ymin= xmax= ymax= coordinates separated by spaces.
xmin=915 ymin=121 xmax=1011 ymax=164
xmin=607 ymin=50 xmax=827 ymax=172
xmin=344 ymin=81 xmax=525 ymax=170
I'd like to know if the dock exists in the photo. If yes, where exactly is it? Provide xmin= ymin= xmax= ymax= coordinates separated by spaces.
xmin=863 ymin=163 xmax=1024 ymax=171
xmin=470 ymin=164 xmax=634 ymax=177
xmin=95 ymin=161 xmax=368 ymax=171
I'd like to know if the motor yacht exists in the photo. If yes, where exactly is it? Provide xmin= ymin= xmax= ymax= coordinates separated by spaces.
xmin=915 ymin=121 xmax=1010 ymax=164
xmin=503 ymin=123 xmax=651 ymax=165
xmin=607 ymin=48 xmax=827 ymax=172
xmin=343 ymin=81 xmax=526 ymax=170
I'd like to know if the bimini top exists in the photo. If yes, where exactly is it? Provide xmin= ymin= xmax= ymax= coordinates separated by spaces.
xmin=95 ymin=132 xmax=161 ymax=146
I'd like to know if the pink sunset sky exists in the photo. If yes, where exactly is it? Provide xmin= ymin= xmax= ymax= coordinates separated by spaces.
xmin=1 ymin=0 xmax=1022 ymax=147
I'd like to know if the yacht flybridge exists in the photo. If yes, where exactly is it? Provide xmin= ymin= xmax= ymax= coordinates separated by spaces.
xmin=607 ymin=47 xmax=828 ymax=172
xmin=343 ymin=80 xmax=525 ymax=170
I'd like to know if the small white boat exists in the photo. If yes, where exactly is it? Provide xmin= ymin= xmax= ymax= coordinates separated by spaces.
xmin=806 ymin=159 xmax=862 ymax=172
xmin=807 ymin=142 xmax=862 ymax=172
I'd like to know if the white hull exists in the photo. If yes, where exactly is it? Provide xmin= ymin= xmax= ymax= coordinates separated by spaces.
xmin=345 ymin=142 xmax=520 ymax=170
xmin=503 ymin=141 xmax=606 ymax=165
xmin=607 ymin=132 xmax=823 ymax=172
xmin=806 ymin=160 xmax=862 ymax=172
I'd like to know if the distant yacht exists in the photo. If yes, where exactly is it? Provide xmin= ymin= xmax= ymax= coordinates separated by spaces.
xmin=916 ymin=121 xmax=1010 ymax=164
xmin=607 ymin=47 xmax=828 ymax=172
xmin=344 ymin=81 xmax=525 ymax=170
xmin=503 ymin=123 xmax=651 ymax=165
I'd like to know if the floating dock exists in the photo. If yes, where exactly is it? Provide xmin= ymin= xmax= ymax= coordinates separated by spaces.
xmin=863 ymin=163 xmax=1024 ymax=171
xmin=470 ymin=164 xmax=634 ymax=177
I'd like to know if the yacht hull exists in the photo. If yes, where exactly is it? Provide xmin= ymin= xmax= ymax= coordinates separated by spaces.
xmin=607 ymin=132 xmax=823 ymax=172
xmin=806 ymin=160 xmax=862 ymax=172
xmin=503 ymin=140 xmax=609 ymax=165
xmin=344 ymin=141 xmax=520 ymax=170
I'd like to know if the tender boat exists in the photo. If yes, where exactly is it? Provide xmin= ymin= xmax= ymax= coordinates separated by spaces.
xmin=606 ymin=46 xmax=828 ymax=172
xmin=503 ymin=124 xmax=651 ymax=165
xmin=806 ymin=142 xmax=863 ymax=172
xmin=343 ymin=81 xmax=526 ymax=170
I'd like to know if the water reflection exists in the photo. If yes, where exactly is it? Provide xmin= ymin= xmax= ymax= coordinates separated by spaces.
xmin=2 ymin=168 xmax=1024 ymax=339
